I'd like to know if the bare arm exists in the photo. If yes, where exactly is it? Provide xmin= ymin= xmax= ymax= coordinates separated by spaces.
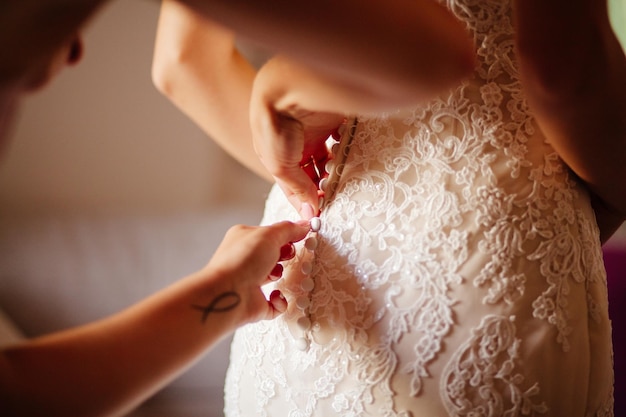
xmin=152 ymin=1 xmax=270 ymax=179
xmin=0 ymin=221 xmax=309 ymax=417
xmin=514 ymin=0 xmax=626 ymax=242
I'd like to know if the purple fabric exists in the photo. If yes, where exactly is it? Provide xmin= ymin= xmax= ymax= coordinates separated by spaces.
xmin=604 ymin=247 xmax=626 ymax=413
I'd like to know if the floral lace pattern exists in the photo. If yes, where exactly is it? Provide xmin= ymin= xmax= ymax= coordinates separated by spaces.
xmin=224 ymin=0 xmax=614 ymax=416
xmin=441 ymin=315 xmax=548 ymax=417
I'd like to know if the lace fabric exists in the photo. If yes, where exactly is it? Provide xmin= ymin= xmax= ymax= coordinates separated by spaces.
xmin=224 ymin=0 xmax=614 ymax=415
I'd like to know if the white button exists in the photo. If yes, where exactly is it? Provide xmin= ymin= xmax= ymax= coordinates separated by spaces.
xmin=295 ymin=337 xmax=310 ymax=351
xmin=319 ymin=178 xmax=328 ymax=192
xmin=296 ymin=295 xmax=310 ymax=309
xmin=310 ymin=217 xmax=321 ymax=232
xmin=301 ymin=277 xmax=315 ymax=292
xmin=297 ymin=316 xmax=312 ymax=331
xmin=304 ymin=236 xmax=318 ymax=251
xmin=301 ymin=261 xmax=313 ymax=275
xmin=325 ymin=159 xmax=335 ymax=174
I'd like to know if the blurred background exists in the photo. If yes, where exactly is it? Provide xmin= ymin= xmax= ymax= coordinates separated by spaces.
xmin=612 ymin=0 xmax=625 ymax=42
xmin=0 ymin=1 xmax=624 ymax=416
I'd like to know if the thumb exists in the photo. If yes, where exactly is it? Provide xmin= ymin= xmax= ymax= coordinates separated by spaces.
xmin=276 ymin=175 xmax=320 ymax=219
xmin=266 ymin=219 xmax=311 ymax=246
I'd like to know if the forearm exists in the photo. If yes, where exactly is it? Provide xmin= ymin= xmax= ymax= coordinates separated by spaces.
xmin=0 ymin=271 xmax=242 ymax=417
xmin=514 ymin=0 xmax=626 ymax=222
xmin=153 ymin=0 xmax=271 ymax=180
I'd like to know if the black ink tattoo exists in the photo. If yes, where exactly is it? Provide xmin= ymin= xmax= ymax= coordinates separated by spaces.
xmin=191 ymin=291 xmax=241 ymax=323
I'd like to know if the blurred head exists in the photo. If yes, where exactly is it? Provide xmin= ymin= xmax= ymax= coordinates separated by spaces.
xmin=23 ymin=34 xmax=84 ymax=92
xmin=0 ymin=34 xmax=84 ymax=154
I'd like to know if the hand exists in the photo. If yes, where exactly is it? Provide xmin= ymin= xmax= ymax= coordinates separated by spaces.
xmin=202 ymin=220 xmax=310 ymax=324
xmin=250 ymin=57 xmax=346 ymax=219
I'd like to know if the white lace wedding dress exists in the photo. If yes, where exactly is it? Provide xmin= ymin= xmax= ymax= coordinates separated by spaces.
xmin=224 ymin=0 xmax=614 ymax=415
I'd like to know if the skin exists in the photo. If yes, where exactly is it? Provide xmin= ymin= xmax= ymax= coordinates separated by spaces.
xmin=0 ymin=220 xmax=310 ymax=417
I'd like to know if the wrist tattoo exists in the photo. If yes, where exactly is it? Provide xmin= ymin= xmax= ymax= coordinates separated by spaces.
xmin=191 ymin=291 xmax=241 ymax=323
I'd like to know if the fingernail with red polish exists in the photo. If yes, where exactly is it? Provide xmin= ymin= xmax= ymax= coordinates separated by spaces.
xmin=280 ymin=243 xmax=296 ymax=261
xmin=269 ymin=263 xmax=284 ymax=280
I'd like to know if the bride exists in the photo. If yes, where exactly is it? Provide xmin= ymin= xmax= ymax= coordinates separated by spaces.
xmin=152 ymin=0 xmax=625 ymax=415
